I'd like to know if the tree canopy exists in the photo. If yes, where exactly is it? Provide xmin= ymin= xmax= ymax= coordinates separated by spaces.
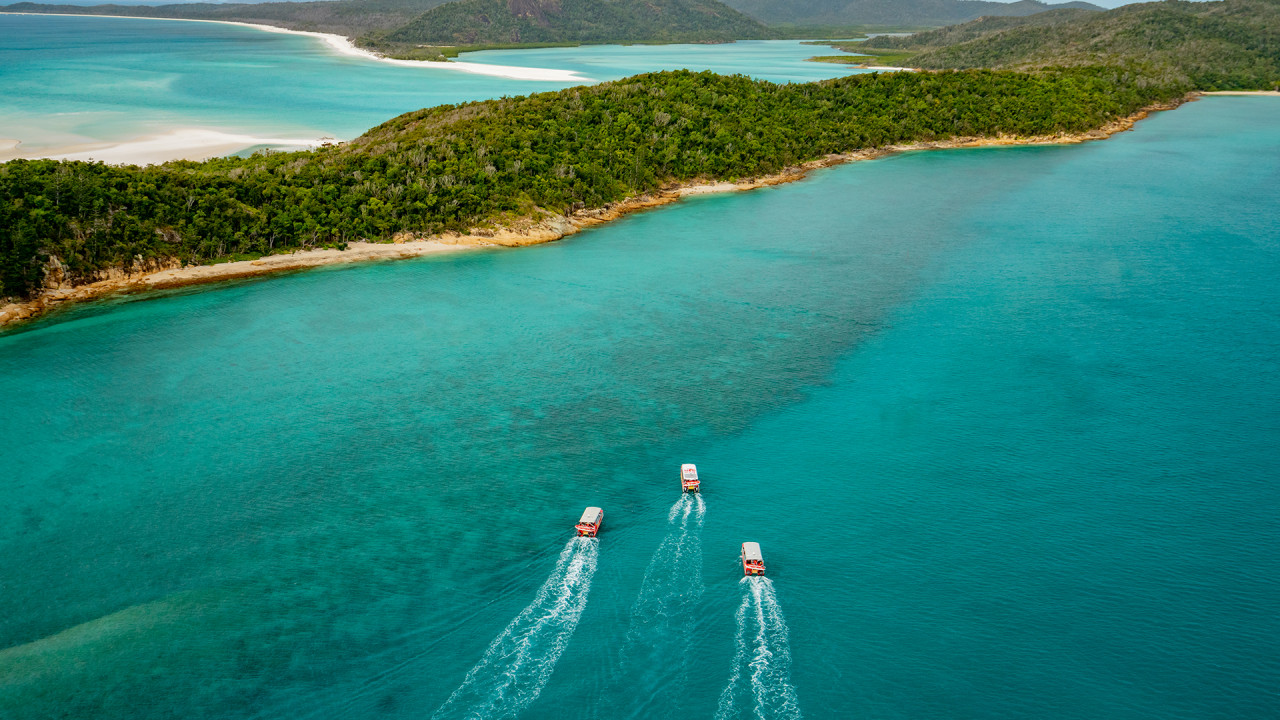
xmin=720 ymin=0 xmax=1099 ymax=29
xmin=1 ymin=68 xmax=1186 ymax=298
xmin=384 ymin=0 xmax=773 ymax=45
xmin=864 ymin=0 xmax=1280 ymax=90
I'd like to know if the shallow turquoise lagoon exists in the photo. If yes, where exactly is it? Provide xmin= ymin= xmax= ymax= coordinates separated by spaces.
xmin=1 ymin=98 xmax=1278 ymax=719
xmin=460 ymin=40 xmax=867 ymax=84
xmin=0 ymin=14 xmax=860 ymax=154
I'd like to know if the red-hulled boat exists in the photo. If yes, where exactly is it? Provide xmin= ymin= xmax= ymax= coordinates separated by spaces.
xmin=681 ymin=463 xmax=700 ymax=493
xmin=575 ymin=507 xmax=603 ymax=537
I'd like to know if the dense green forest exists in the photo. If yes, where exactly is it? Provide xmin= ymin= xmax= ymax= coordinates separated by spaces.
xmin=384 ymin=0 xmax=772 ymax=45
xmin=864 ymin=0 xmax=1280 ymax=89
xmin=719 ymin=0 xmax=1099 ymax=29
xmin=0 ymin=68 xmax=1185 ymax=299
xmin=0 ymin=0 xmax=1099 ymax=35
xmin=0 ymin=0 xmax=1092 ymax=44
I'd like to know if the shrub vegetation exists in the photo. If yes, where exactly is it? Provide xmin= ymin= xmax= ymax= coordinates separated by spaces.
xmin=1 ymin=68 xmax=1186 ymax=297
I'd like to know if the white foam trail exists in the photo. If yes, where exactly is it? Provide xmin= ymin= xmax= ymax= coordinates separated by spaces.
xmin=715 ymin=577 xmax=802 ymax=720
xmin=715 ymin=585 xmax=752 ymax=720
xmin=431 ymin=537 xmax=599 ymax=720
xmin=610 ymin=494 xmax=707 ymax=717
xmin=667 ymin=494 xmax=685 ymax=523
xmin=627 ymin=494 xmax=706 ymax=639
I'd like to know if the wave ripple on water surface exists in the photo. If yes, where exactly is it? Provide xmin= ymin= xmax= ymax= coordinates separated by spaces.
xmin=611 ymin=493 xmax=707 ymax=718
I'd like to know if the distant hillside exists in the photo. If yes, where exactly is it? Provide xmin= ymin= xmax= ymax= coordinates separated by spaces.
xmin=1 ymin=0 xmax=450 ymax=36
xmin=864 ymin=0 xmax=1280 ymax=90
xmin=3 ymin=0 xmax=774 ymax=44
xmin=384 ymin=0 xmax=774 ymax=45
xmin=718 ymin=0 xmax=1101 ymax=27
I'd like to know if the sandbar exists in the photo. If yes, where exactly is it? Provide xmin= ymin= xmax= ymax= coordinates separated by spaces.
xmin=1 ymin=12 xmax=589 ymax=82
xmin=0 ymin=12 xmax=589 ymax=164
xmin=3 ymin=128 xmax=323 ymax=165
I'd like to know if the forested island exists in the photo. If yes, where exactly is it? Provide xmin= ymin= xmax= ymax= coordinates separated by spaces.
xmin=1 ymin=68 xmax=1185 ymax=302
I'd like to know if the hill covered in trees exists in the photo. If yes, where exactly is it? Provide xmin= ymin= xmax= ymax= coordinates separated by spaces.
xmin=382 ymin=0 xmax=773 ymax=45
xmin=1 ymin=67 xmax=1185 ymax=299
xmin=3 ymin=0 xmax=777 ymax=49
xmin=720 ymin=0 xmax=1100 ymax=28
xmin=2 ymin=0 xmax=1100 ymax=42
xmin=862 ymin=0 xmax=1280 ymax=89
xmin=3 ymin=0 xmax=774 ymax=44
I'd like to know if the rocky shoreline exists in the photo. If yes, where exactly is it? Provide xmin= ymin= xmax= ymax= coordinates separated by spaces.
xmin=0 ymin=96 xmax=1192 ymax=329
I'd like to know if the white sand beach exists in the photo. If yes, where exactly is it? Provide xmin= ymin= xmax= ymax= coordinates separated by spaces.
xmin=1199 ymin=90 xmax=1280 ymax=96
xmin=4 ymin=12 xmax=587 ymax=81
xmin=233 ymin=20 xmax=588 ymax=81
xmin=0 ymin=12 xmax=589 ymax=164
xmin=3 ymin=128 xmax=322 ymax=165
xmin=678 ymin=182 xmax=741 ymax=195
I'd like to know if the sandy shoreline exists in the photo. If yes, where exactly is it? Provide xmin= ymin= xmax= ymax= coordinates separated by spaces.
xmin=1 ymin=97 xmax=1196 ymax=329
xmin=1 ymin=128 xmax=326 ymax=165
xmin=0 ymin=11 xmax=589 ymax=164
xmin=1199 ymin=90 xmax=1280 ymax=96
xmin=2 ymin=12 xmax=587 ymax=82
xmin=0 ymin=240 xmax=480 ymax=327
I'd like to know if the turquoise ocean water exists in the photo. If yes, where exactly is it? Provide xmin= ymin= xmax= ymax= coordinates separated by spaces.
xmin=0 ymin=14 xmax=859 ymax=154
xmin=1 ymin=96 xmax=1277 ymax=718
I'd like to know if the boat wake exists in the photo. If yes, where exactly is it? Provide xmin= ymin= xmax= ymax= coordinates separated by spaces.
xmin=629 ymin=493 xmax=707 ymax=635
xmin=714 ymin=576 xmax=802 ymax=720
xmin=430 ymin=537 xmax=599 ymax=720
xmin=613 ymin=493 xmax=706 ymax=717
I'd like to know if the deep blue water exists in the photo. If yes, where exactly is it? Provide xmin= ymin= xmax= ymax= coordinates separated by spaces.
xmin=1 ymin=97 xmax=1278 ymax=719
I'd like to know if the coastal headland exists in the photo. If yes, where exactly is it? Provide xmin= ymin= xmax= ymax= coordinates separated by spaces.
xmin=0 ymin=94 xmax=1194 ymax=329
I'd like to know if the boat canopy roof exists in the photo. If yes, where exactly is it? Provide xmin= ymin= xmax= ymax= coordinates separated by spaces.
xmin=580 ymin=507 xmax=603 ymax=525
xmin=742 ymin=542 xmax=763 ymax=562
xmin=681 ymin=464 xmax=698 ymax=480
